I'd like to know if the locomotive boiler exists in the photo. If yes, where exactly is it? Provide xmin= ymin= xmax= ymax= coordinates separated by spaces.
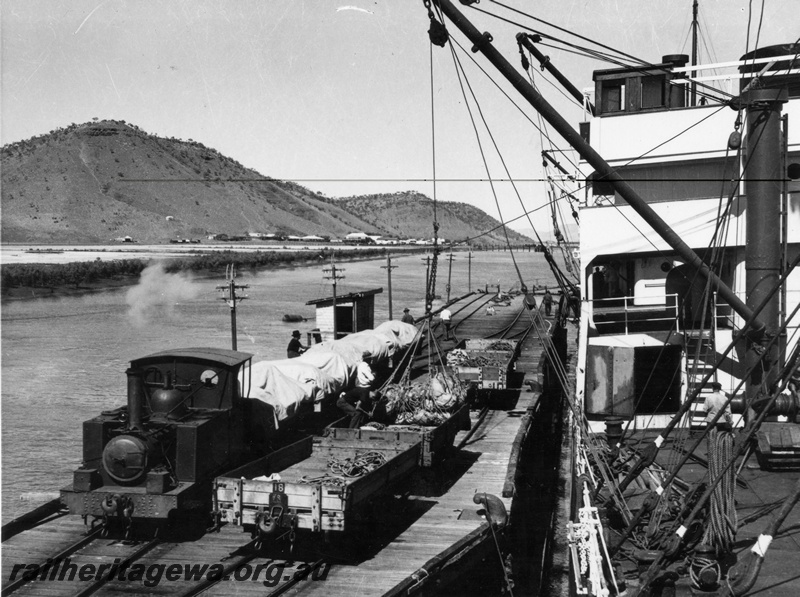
xmin=61 ymin=348 xmax=259 ymax=529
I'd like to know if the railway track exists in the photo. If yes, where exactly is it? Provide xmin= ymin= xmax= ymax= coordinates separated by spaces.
xmin=2 ymin=523 xmax=161 ymax=597
xmin=2 ymin=521 xmax=333 ymax=597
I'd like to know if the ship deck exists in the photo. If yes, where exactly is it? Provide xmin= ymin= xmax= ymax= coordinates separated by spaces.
xmin=620 ymin=430 xmax=800 ymax=597
xmin=550 ymin=322 xmax=800 ymax=597
xmin=2 ymin=291 xmax=554 ymax=596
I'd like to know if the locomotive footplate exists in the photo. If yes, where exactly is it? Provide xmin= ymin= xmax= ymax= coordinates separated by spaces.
xmin=60 ymin=481 xmax=197 ymax=519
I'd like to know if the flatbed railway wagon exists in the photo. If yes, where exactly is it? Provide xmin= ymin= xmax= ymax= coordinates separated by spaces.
xmin=327 ymin=400 xmax=471 ymax=467
xmin=447 ymin=339 xmax=519 ymax=390
xmin=212 ymin=429 xmax=420 ymax=542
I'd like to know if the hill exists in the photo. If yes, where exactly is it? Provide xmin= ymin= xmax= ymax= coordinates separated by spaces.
xmin=333 ymin=192 xmax=531 ymax=244
xmin=1 ymin=120 xmax=531 ymax=245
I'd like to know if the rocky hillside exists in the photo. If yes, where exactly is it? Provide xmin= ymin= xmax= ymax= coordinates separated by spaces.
xmin=334 ymin=192 xmax=531 ymax=244
xmin=1 ymin=120 xmax=531 ymax=244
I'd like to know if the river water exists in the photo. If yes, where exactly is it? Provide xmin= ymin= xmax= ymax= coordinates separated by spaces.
xmin=1 ymin=249 xmax=559 ymax=522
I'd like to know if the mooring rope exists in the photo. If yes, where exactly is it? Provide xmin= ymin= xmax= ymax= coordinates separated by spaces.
xmin=702 ymin=426 xmax=737 ymax=552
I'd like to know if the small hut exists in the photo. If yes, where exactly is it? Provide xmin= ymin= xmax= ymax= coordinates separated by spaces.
xmin=306 ymin=288 xmax=383 ymax=342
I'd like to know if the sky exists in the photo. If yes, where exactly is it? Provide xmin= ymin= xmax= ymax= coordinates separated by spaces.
xmin=2 ymin=0 xmax=797 ymax=238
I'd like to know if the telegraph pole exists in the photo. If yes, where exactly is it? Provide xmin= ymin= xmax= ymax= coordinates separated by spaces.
xmin=323 ymin=255 xmax=345 ymax=339
xmin=217 ymin=264 xmax=248 ymax=351
xmin=468 ymin=250 xmax=473 ymax=292
xmin=381 ymin=253 xmax=398 ymax=320
xmin=445 ymin=250 xmax=456 ymax=303
xmin=423 ymin=255 xmax=432 ymax=314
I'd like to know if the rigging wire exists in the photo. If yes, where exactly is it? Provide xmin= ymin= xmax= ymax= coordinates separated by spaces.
xmin=426 ymin=23 xmax=441 ymax=315
xmin=469 ymin=2 xmax=737 ymax=104
xmin=449 ymin=36 xmax=583 ymax=173
xmin=449 ymin=37 xmax=578 ymax=292
xmin=523 ymin=55 xmax=580 ymax=283
xmin=484 ymin=0 xmax=651 ymax=66
xmin=443 ymin=26 xmax=528 ymax=293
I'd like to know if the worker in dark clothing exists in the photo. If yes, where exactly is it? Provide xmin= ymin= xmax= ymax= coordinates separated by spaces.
xmin=401 ymin=308 xmax=415 ymax=325
xmin=286 ymin=330 xmax=306 ymax=358
xmin=337 ymin=388 xmax=379 ymax=428
xmin=543 ymin=287 xmax=553 ymax=316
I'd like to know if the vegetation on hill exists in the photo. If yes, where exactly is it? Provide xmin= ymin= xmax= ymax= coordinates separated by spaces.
xmin=334 ymin=191 xmax=531 ymax=244
xmin=1 ymin=120 xmax=532 ymax=245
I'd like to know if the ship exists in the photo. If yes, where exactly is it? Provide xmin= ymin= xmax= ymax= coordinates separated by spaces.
xmin=420 ymin=1 xmax=800 ymax=595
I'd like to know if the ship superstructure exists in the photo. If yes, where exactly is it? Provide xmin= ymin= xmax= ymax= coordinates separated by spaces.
xmin=578 ymin=48 xmax=800 ymax=432
xmin=423 ymin=2 xmax=800 ymax=593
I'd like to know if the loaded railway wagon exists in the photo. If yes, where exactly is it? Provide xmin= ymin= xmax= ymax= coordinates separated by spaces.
xmin=213 ymin=429 xmax=420 ymax=540
xmin=327 ymin=400 xmax=472 ymax=467
xmin=447 ymin=339 xmax=519 ymax=390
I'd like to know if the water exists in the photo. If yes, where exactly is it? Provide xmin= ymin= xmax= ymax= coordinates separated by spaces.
xmin=1 ymin=250 xmax=558 ymax=522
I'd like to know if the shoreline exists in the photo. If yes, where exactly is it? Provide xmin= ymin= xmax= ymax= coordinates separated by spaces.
xmin=0 ymin=251 xmax=412 ymax=303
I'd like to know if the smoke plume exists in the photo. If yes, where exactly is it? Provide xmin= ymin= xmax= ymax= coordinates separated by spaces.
xmin=126 ymin=262 xmax=200 ymax=325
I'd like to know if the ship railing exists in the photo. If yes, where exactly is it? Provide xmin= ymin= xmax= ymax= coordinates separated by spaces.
xmin=590 ymin=293 xmax=681 ymax=335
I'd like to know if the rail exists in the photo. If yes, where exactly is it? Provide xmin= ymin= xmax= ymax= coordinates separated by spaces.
xmin=591 ymin=293 xmax=681 ymax=334
xmin=2 ymin=524 xmax=105 ymax=595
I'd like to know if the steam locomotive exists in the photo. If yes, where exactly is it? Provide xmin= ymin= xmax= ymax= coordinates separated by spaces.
xmin=61 ymin=347 xmax=266 ymax=529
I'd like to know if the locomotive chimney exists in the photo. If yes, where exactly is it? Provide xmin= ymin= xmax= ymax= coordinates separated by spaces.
xmin=126 ymin=367 xmax=146 ymax=430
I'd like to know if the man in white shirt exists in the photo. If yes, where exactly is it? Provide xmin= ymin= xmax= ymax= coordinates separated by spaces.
xmin=440 ymin=308 xmax=453 ymax=341
xmin=705 ymin=381 xmax=732 ymax=428
xmin=356 ymin=351 xmax=375 ymax=389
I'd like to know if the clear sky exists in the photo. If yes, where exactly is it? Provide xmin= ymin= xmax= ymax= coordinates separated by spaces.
xmin=2 ymin=1 xmax=797 ymax=237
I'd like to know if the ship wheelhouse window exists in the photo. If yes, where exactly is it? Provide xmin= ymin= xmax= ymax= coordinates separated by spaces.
xmin=601 ymin=80 xmax=625 ymax=113
xmin=641 ymin=75 xmax=666 ymax=109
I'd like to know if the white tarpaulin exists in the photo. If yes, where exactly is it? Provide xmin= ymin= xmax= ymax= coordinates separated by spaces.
xmin=374 ymin=321 xmax=419 ymax=348
xmin=254 ymin=358 xmax=338 ymax=403
xmin=248 ymin=361 xmax=311 ymax=425
xmin=336 ymin=330 xmax=398 ymax=361
xmin=296 ymin=350 xmax=353 ymax=392
xmin=306 ymin=340 xmax=364 ymax=368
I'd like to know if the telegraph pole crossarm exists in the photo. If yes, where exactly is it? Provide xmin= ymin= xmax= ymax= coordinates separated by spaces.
xmin=217 ymin=264 xmax=249 ymax=351
xmin=323 ymin=256 xmax=346 ymax=339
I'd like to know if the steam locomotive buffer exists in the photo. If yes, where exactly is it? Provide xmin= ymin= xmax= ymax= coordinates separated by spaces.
xmin=61 ymin=348 xmax=256 ymax=532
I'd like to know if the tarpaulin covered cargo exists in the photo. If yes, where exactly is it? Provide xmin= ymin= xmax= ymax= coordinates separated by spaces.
xmin=252 ymin=358 xmax=337 ymax=404
xmin=248 ymin=361 xmax=311 ymax=425
xmin=336 ymin=329 xmax=399 ymax=361
xmin=296 ymin=350 xmax=353 ymax=392
xmin=374 ymin=320 xmax=419 ymax=348
xmin=305 ymin=340 xmax=364 ymax=368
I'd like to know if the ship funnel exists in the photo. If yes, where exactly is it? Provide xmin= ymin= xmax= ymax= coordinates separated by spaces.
xmin=662 ymin=54 xmax=689 ymax=108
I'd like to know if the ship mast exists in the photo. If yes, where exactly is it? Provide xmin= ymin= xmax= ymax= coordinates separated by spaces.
xmin=690 ymin=0 xmax=698 ymax=106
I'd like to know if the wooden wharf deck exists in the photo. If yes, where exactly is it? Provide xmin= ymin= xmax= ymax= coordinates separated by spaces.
xmin=1 ymin=293 xmax=556 ymax=596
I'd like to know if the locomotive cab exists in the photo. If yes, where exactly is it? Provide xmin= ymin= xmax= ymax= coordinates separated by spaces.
xmin=61 ymin=347 xmax=255 ymax=523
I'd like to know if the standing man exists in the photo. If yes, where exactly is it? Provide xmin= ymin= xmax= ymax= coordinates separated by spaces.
xmin=440 ymin=307 xmax=453 ymax=341
xmin=356 ymin=351 xmax=375 ymax=389
xmin=286 ymin=330 xmax=306 ymax=359
xmin=543 ymin=287 xmax=553 ymax=316
xmin=704 ymin=381 xmax=732 ymax=427
xmin=401 ymin=308 xmax=415 ymax=325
